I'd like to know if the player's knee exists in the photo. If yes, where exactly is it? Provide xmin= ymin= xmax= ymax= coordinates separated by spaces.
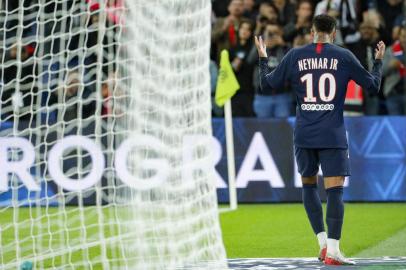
xmin=302 ymin=176 xmax=318 ymax=185
xmin=324 ymin=176 xmax=345 ymax=189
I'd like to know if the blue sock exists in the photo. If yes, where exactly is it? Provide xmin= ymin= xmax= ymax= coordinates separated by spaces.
xmin=303 ymin=184 xmax=325 ymax=235
xmin=326 ymin=186 xmax=344 ymax=240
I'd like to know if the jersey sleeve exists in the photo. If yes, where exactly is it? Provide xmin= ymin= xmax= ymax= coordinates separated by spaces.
xmin=259 ymin=50 xmax=292 ymax=94
xmin=347 ymin=50 xmax=383 ymax=94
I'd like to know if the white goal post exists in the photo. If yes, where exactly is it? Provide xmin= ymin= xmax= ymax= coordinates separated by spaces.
xmin=0 ymin=0 xmax=228 ymax=269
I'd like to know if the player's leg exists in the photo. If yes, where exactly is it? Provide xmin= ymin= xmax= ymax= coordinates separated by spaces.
xmin=324 ymin=176 xmax=345 ymax=255
xmin=295 ymin=147 xmax=327 ymax=260
xmin=320 ymin=149 xmax=354 ymax=265
xmin=302 ymin=175 xmax=327 ymax=261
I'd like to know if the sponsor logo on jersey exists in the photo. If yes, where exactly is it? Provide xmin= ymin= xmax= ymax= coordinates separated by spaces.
xmin=301 ymin=104 xmax=334 ymax=111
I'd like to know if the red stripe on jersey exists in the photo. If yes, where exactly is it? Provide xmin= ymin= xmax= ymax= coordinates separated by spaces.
xmin=316 ymin=43 xmax=323 ymax=54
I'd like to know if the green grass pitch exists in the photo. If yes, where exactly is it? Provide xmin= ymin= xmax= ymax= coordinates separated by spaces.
xmin=220 ymin=203 xmax=406 ymax=258
xmin=1 ymin=203 xmax=405 ymax=268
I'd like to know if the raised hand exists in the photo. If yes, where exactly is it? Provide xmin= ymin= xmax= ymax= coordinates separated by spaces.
xmin=254 ymin=36 xmax=267 ymax=58
xmin=222 ymin=15 xmax=235 ymax=32
xmin=375 ymin=41 xmax=385 ymax=60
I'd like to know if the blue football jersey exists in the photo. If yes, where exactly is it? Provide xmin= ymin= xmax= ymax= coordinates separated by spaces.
xmin=259 ymin=42 xmax=383 ymax=149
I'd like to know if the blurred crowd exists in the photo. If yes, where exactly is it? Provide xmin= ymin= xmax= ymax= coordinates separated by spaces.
xmin=0 ymin=0 xmax=124 ymax=122
xmin=1 ymin=0 xmax=406 ymax=122
xmin=210 ymin=0 xmax=406 ymax=117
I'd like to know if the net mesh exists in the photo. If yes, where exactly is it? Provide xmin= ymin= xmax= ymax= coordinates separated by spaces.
xmin=0 ymin=0 xmax=227 ymax=269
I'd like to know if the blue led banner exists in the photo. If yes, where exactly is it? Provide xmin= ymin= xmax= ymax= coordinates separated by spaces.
xmin=214 ymin=117 xmax=406 ymax=202
xmin=0 ymin=117 xmax=405 ymax=205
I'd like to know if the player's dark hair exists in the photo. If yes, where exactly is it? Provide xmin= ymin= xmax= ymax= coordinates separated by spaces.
xmin=312 ymin=14 xmax=337 ymax=33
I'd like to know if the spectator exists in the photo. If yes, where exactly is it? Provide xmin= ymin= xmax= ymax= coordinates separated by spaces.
xmin=252 ymin=2 xmax=280 ymax=39
xmin=86 ymin=0 xmax=125 ymax=25
xmin=3 ymin=0 xmax=38 ymax=42
xmin=1 ymin=43 xmax=37 ymax=121
xmin=101 ymin=73 xmax=114 ymax=117
xmin=382 ymin=27 xmax=406 ymax=115
xmin=101 ymin=71 xmax=125 ymax=118
xmin=376 ymin=0 xmax=403 ymax=44
xmin=210 ymin=60 xmax=224 ymax=117
xmin=86 ymin=1 xmax=121 ymax=74
xmin=212 ymin=0 xmax=232 ymax=18
xmin=52 ymin=68 xmax=96 ymax=121
xmin=258 ymin=1 xmax=279 ymax=22
xmin=361 ymin=7 xmax=390 ymax=45
xmin=272 ymin=0 xmax=296 ymax=25
xmin=347 ymin=19 xmax=381 ymax=115
xmin=315 ymin=0 xmax=360 ymax=46
xmin=212 ymin=0 xmax=245 ymax=62
xmin=283 ymin=0 xmax=313 ymax=43
xmin=210 ymin=61 xmax=219 ymax=95
xmin=314 ymin=0 xmax=340 ymax=17
xmin=392 ymin=14 xmax=405 ymax=42
xmin=253 ymin=23 xmax=291 ymax=118
xmin=242 ymin=0 xmax=257 ymax=20
xmin=229 ymin=19 xmax=256 ymax=117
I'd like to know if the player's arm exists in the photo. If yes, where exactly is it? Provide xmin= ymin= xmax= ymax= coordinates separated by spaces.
xmin=348 ymin=41 xmax=385 ymax=94
xmin=255 ymin=36 xmax=291 ymax=94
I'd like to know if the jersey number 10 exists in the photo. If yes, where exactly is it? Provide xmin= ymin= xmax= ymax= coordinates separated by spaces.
xmin=301 ymin=73 xmax=336 ymax=102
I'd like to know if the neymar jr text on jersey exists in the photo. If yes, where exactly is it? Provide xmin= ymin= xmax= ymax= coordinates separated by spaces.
xmin=298 ymin=58 xmax=338 ymax=72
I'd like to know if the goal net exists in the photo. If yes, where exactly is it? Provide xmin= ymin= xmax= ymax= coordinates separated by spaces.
xmin=0 ymin=0 xmax=227 ymax=269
